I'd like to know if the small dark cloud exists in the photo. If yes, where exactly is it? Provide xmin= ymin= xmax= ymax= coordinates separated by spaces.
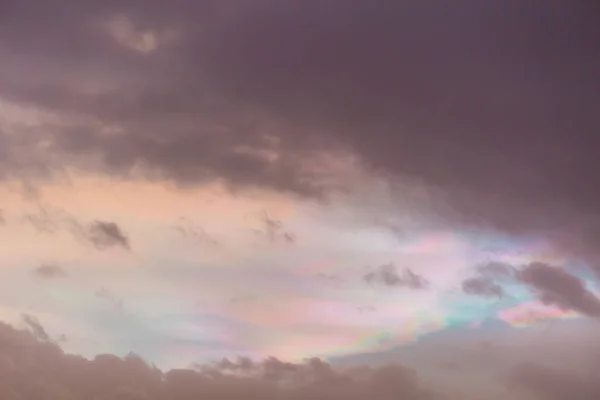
xmin=518 ymin=262 xmax=600 ymax=317
xmin=363 ymin=263 xmax=429 ymax=290
xmin=462 ymin=277 xmax=504 ymax=299
xmin=85 ymin=221 xmax=130 ymax=251
xmin=282 ymin=231 xmax=296 ymax=244
xmin=33 ymin=264 xmax=67 ymax=279
xmin=21 ymin=206 xmax=131 ymax=251
xmin=462 ymin=261 xmax=516 ymax=299
xmin=0 ymin=209 xmax=5 ymax=225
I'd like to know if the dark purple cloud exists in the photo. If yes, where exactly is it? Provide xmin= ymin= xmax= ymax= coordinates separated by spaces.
xmin=1 ymin=1 xmax=600 ymax=261
xmin=518 ymin=262 xmax=600 ymax=317
xmin=462 ymin=260 xmax=600 ymax=314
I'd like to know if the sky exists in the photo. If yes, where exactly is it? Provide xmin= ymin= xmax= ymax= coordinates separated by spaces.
xmin=1 ymin=1 xmax=600 ymax=399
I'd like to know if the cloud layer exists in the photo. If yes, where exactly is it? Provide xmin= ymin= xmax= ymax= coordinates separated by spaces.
xmin=0 ymin=318 xmax=599 ymax=400
xmin=2 ymin=1 xmax=599 ymax=248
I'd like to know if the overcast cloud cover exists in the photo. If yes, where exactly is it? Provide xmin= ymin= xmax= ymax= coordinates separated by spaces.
xmin=1 ymin=0 xmax=600 ymax=398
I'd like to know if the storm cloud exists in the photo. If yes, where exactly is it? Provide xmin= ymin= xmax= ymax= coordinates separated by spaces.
xmin=1 ymin=1 xmax=599 ymax=253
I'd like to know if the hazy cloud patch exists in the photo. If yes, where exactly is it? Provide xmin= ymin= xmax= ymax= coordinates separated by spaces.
xmin=462 ymin=277 xmax=504 ymax=299
xmin=363 ymin=263 xmax=429 ymax=290
xmin=33 ymin=264 xmax=67 ymax=279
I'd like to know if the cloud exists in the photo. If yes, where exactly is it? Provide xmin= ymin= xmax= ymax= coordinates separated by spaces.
xmin=22 ymin=206 xmax=66 ymax=234
xmin=462 ymin=277 xmax=504 ymax=299
xmin=85 ymin=221 xmax=130 ymax=251
xmin=254 ymin=211 xmax=297 ymax=244
xmin=461 ymin=263 xmax=510 ymax=299
xmin=33 ymin=264 xmax=67 ymax=279
xmin=0 ymin=319 xmax=439 ymax=400
xmin=518 ymin=262 xmax=600 ymax=317
xmin=20 ymin=314 xmax=50 ymax=342
xmin=173 ymin=217 xmax=219 ymax=246
xmin=0 ymin=317 xmax=599 ymax=399
xmin=363 ymin=263 xmax=429 ymax=290
xmin=476 ymin=262 xmax=516 ymax=278
xmin=0 ymin=209 xmax=4 ymax=225
xmin=461 ymin=260 xmax=600 ymax=314
xmin=2 ymin=1 xmax=599 ymax=260
xmin=21 ymin=206 xmax=130 ymax=251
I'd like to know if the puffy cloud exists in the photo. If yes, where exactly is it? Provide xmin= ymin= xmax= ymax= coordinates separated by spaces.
xmin=0 ymin=316 xmax=599 ymax=399
xmin=0 ymin=319 xmax=438 ymax=400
